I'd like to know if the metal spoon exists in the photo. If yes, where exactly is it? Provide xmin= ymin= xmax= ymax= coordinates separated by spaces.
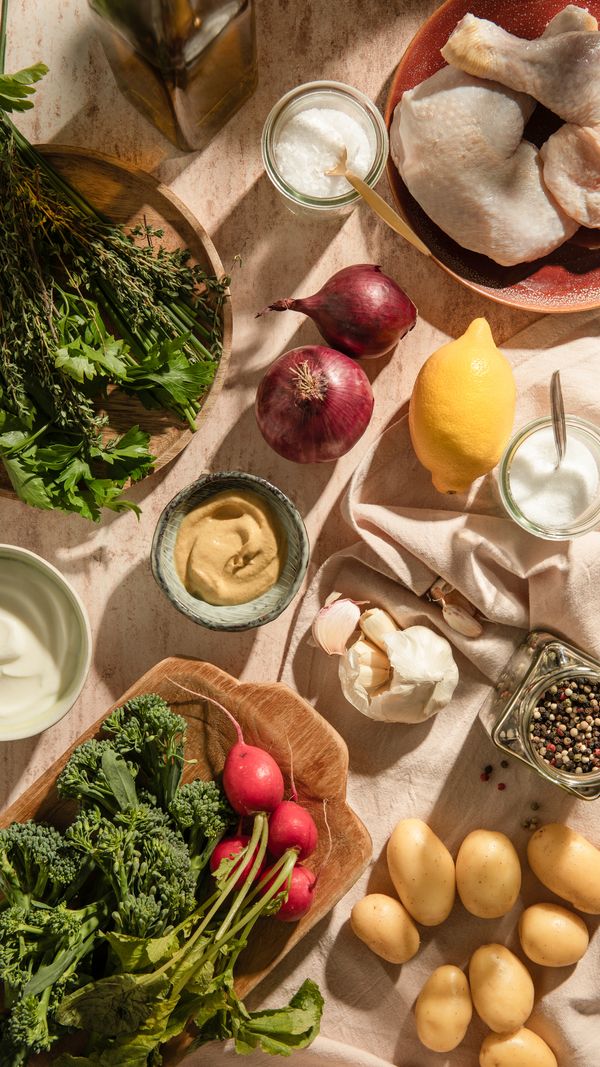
xmin=550 ymin=369 xmax=567 ymax=468
xmin=326 ymin=147 xmax=431 ymax=257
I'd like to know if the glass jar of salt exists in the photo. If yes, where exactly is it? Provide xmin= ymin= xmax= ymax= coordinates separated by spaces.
xmin=499 ymin=416 xmax=600 ymax=539
xmin=261 ymin=81 xmax=388 ymax=218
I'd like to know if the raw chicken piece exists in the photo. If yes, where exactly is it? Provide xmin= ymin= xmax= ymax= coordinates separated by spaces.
xmin=390 ymin=66 xmax=577 ymax=266
xmin=541 ymin=124 xmax=600 ymax=226
xmin=543 ymin=5 xmax=597 ymax=34
xmin=442 ymin=13 xmax=600 ymax=126
xmin=540 ymin=7 xmax=600 ymax=227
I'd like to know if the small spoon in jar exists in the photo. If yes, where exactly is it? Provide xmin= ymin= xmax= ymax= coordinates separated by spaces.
xmin=550 ymin=369 xmax=567 ymax=469
xmin=326 ymin=146 xmax=431 ymax=257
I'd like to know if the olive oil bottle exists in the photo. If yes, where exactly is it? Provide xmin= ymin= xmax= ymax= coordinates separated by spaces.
xmin=88 ymin=0 xmax=257 ymax=152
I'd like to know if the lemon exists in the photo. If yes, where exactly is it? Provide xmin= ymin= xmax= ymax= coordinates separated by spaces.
xmin=409 ymin=318 xmax=516 ymax=493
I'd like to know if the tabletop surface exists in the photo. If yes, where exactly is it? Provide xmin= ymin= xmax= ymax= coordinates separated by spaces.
xmin=1 ymin=0 xmax=543 ymax=1061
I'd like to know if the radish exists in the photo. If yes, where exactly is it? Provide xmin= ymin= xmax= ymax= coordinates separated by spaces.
xmin=268 ymin=801 xmax=318 ymax=861
xmin=223 ymin=739 xmax=284 ymax=815
xmin=272 ymin=865 xmax=316 ymax=922
xmin=210 ymin=835 xmax=265 ymax=887
xmin=165 ymin=679 xmax=284 ymax=815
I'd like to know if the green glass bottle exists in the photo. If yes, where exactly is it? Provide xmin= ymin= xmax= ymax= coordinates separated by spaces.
xmin=88 ymin=0 xmax=257 ymax=152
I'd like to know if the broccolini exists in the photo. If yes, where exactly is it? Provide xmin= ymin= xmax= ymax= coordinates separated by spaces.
xmin=169 ymin=778 xmax=234 ymax=874
xmin=0 ymin=822 xmax=80 ymax=908
xmin=56 ymin=738 xmax=138 ymax=815
xmin=103 ymin=693 xmax=188 ymax=806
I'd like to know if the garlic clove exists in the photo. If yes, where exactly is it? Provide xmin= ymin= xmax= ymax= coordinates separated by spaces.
xmin=359 ymin=608 xmax=399 ymax=652
xmin=441 ymin=602 xmax=483 ymax=638
xmin=356 ymin=664 xmax=391 ymax=692
xmin=312 ymin=594 xmax=361 ymax=655
xmin=351 ymin=638 xmax=391 ymax=672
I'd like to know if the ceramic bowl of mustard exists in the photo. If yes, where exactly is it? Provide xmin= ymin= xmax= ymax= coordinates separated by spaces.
xmin=0 ymin=544 xmax=92 ymax=741
xmin=151 ymin=472 xmax=309 ymax=631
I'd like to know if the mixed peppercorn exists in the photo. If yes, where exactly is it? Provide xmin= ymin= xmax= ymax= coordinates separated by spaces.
xmin=528 ymin=675 xmax=600 ymax=776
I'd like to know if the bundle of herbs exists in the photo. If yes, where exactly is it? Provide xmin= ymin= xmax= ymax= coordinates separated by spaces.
xmin=0 ymin=5 xmax=228 ymax=520
xmin=0 ymin=693 xmax=323 ymax=1066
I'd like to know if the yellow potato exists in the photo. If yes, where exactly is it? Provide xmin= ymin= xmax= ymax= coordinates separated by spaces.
xmin=415 ymin=964 xmax=472 ymax=1052
xmin=479 ymin=1027 xmax=558 ymax=1067
xmin=387 ymin=819 xmax=455 ymax=926
xmin=469 ymin=944 xmax=534 ymax=1033
xmin=456 ymin=829 xmax=521 ymax=918
xmin=527 ymin=822 xmax=600 ymax=914
xmin=350 ymin=893 xmax=420 ymax=964
xmin=519 ymin=902 xmax=589 ymax=966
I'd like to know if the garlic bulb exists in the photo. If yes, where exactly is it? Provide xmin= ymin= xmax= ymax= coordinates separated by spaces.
xmin=312 ymin=593 xmax=361 ymax=655
xmin=339 ymin=625 xmax=459 ymax=723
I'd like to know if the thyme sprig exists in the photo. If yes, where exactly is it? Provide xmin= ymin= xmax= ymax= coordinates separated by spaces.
xmin=0 ymin=10 xmax=228 ymax=519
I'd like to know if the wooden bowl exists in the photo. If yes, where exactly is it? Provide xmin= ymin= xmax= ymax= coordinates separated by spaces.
xmin=385 ymin=0 xmax=600 ymax=312
xmin=0 ymin=146 xmax=232 ymax=501
xmin=1 ymin=657 xmax=372 ymax=1066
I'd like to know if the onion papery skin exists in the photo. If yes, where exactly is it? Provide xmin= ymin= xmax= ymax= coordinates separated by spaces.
xmin=255 ymin=346 xmax=374 ymax=464
xmin=260 ymin=265 xmax=417 ymax=360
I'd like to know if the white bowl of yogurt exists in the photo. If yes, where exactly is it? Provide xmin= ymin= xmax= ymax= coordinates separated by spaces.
xmin=0 ymin=545 xmax=92 ymax=741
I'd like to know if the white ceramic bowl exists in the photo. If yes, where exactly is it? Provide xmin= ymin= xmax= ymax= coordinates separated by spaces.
xmin=0 ymin=544 xmax=92 ymax=741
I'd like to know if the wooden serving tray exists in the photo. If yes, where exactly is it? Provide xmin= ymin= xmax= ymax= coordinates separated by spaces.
xmin=0 ymin=658 xmax=371 ymax=1065
xmin=0 ymin=147 xmax=233 ymax=500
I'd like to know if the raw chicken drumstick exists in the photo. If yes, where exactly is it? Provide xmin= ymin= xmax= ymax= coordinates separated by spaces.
xmin=541 ymin=4 xmax=597 ymax=34
xmin=442 ymin=12 xmax=600 ymax=126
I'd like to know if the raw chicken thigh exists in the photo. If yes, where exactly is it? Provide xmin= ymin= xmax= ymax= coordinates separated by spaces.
xmin=390 ymin=68 xmax=577 ymax=266
xmin=541 ymin=124 xmax=600 ymax=227
xmin=442 ymin=13 xmax=600 ymax=126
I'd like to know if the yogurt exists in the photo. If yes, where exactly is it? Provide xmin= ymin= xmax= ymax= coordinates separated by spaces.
xmin=0 ymin=554 xmax=87 ymax=736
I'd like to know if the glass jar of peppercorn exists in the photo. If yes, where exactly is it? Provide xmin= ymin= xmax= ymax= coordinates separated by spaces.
xmin=479 ymin=630 xmax=600 ymax=801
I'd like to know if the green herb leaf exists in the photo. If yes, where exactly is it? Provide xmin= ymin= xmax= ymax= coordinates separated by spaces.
xmin=57 ymin=456 xmax=93 ymax=492
xmin=94 ymin=425 xmax=154 ymax=465
xmin=1 ymin=451 xmax=53 ymax=509
xmin=55 ymin=338 xmax=130 ymax=383
xmin=0 ymin=62 xmax=48 ymax=112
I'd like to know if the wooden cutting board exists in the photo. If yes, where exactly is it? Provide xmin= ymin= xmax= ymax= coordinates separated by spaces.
xmin=1 ymin=657 xmax=372 ymax=1065
xmin=0 ymin=146 xmax=233 ymax=500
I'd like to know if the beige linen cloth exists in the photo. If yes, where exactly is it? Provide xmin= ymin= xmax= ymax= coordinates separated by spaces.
xmin=190 ymin=312 xmax=600 ymax=1067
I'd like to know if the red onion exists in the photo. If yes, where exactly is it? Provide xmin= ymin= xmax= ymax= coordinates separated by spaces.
xmin=255 ymin=346 xmax=374 ymax=463
xmin=257 ymin=264 xmax=417 ymax=359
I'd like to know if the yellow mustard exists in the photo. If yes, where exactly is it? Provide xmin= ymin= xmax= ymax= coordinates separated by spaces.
xmin=174 ymin=489 xmax=286 ymax=606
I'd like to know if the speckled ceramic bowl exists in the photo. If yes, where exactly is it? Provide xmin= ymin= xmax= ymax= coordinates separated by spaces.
xmin=151 ymin=472 xmax=309 ymax=631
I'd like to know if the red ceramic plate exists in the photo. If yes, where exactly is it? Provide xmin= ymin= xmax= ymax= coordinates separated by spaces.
xmin=385 ymin=0 xmax=600 ymax=312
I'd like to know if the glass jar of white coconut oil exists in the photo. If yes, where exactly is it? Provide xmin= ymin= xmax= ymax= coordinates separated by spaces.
xmin=262 ymin=80 xmax=389 ymax=218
